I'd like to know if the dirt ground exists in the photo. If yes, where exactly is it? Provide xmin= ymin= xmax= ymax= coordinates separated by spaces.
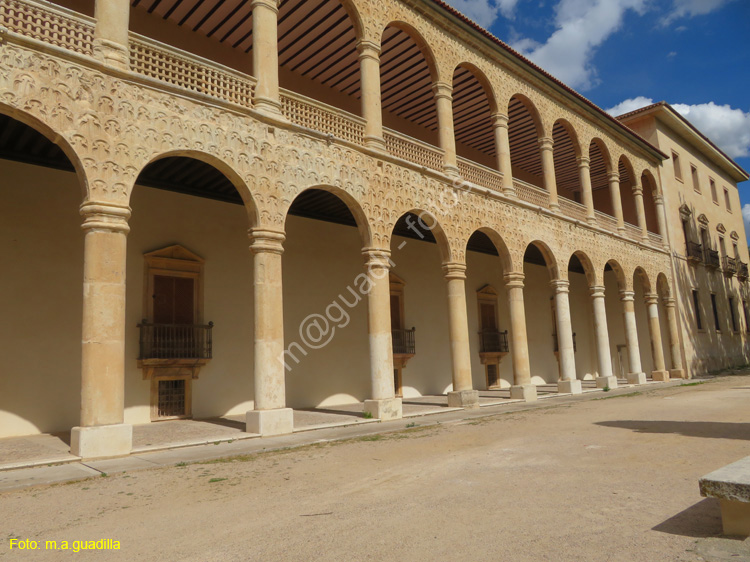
xmin=2 ymin=376 xmax=750 ymax=561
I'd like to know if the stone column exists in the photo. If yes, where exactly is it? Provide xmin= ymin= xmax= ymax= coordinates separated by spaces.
xmin=663 ymin=297 xmax=685 ymax=378
xmin=645 ymin=293 xmax=670 ymax=381
xmin=71 ymin=202 xmax=133 ymax=459
xmin=505 ymin=272 xmax=537 ymax=401
xmin=552 ymin=280 xmax=581 ymax=394
xmin=93 ymin=0 xmax=130 ymax=69
xmin=654 ymin=193 xmax=668 ymax=248
xmin=442 ymin=263 xmax=479 ymax=408
xmin=433 ymin=81 xmax=459 ymax=177
xmin=579 ymin=156 xmax=596 ymax=225
xmin=591 ymin=285 xmax=617 ymax=389
xmin=632 ymin=182 xmax=649 ymax=241
xmin=492 ymin=112 xmax=515 ymax=196
xmin=357 ymin=41 xmax=385 ymax=152
xmin=252 ymin=0 xmax=283 ymax=117
xmin=608 ymin=172 xmax=625 ymax=234
xmin=246 ymin=229 xmax=294 ymax=435
xmin=362 ymin=249 xmax=402 ymax=420
xmin=620 ymin=291 xmax=647 ymax=384
xmin=539 ymin=137 xmax=559 ymax=210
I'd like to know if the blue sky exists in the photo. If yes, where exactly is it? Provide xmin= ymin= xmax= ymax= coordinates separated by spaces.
xmin=445 ymin=0 xmax=750 ymax=237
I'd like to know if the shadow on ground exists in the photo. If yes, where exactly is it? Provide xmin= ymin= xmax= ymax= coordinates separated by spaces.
xmin=653 ymin=498 xmax=723 ymax=538
xmin=596 ymin=420 xmax=750 ymax=440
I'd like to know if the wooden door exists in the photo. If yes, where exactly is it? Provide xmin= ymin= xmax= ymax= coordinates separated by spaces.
xmin=154 ymin=275 xmax=195 ymax=324
xmin=480 ymin=302 xmax=497 ymax=331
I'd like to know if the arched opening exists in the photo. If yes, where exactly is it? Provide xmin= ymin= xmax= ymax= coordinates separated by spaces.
xmin=380 ymin=23 xmax=439 ymax=148
xmin=523 ymin=242 xmax=558 ymax=387
xmin=452 ymin=64 xmax=496 ymax=168
xmin=552 ymin=120 xmax=581 ymax=204
xmin=589 ymin=139 xmax=612 ymax=216
xmin=603 ymin=259 xmax=629 ymax=381
xmin=128 ymin=154 xmax=254 ymax=424
xmin=282 ymin=187 xmax=373 ymax=411
xmin=641 ymin=171 xmax=660 ymax=234
xmin=389 ymin=211 xmax=452 ymax=398
xmin=465 ymin=229 xmax=513 ymax=392
xmin=508 ymin=96 xmax=544 ymax=189
xmin=0 ymin=112 xmax=83 ymax=439
xmin=656 ymin=273 xmax=674 ymax=372
xmin=618 ymin=156 xmax=639 ymax=227
xmin=633 ymin=267 xmax=655 ymax=378
xmin=568 ymin=253 xmax=597 ymax=382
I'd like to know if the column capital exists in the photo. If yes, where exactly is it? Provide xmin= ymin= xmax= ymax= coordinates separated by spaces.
xmin=578 ymin=155 xmax=590 ymax=168
xmin=619 ymin=290 xmax=635 ymax=302
xmin=356 ymin=40 xmax=381 ymax=59
xmin=250 ymin=0 xmax=280 ymax=12
xmin=442 ymin=261 xmax=467 ymax=280
xmin=432 ymin=81 xmax=453 ymax=100
xmin=644 ymin=292 xmax=660 ymax=306
xmin=491 ymin=112 xmax=509 ymax=129
xmin=653 ymin=193 xmax=664 ymax=204
xmin=363 ymin=247 xmax=392 ymax=270
xmin=608 ymin=171 xmax=620 ymax=182
xmin=663 ymin=296 xmax=677 ymax=308
xmin=80 ymin=201 xmax=131 ymax=234
xmin=538 ymin=136 xmax=554 ymax=151
xmin=550 ymin=279 xmax=570 ymax=293
xmin=249 ymin=228 xmax=285 ymax=255
xmin=632 ymin=183 xmax=643 ymax=196
xmin=504 ymin=271 xmax=525 ymax=289
xmin=590 ymin=285 xmax=606 ymax=299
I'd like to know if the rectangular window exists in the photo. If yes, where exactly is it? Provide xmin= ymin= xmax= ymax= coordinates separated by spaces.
xmin=724 ymin=188 xmax=731 ymax=211
xmin=710 ymin=178 xmax=718 ymax=204
xmin=691 ymin=165 xmax=700 ymax=192
xmin=711 ymin=293 xmax=721 ymax=331
xmin=672 ymin=151 xmax=682 ymax=181
xmin=729 ymin=297 xmax=738 ymax=332
xmin=719 ymin=237 xmax=726 ymax=258
xmin=693 ymin=290 xmax=703 ymax=330
xmin=743 ymin=300 xmax=750 ymax=333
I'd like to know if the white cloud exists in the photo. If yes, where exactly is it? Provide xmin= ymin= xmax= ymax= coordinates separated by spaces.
xmin=661 ymin=0 xmax=735 ymax=25
xmin=511 ymin=0 xmax=648 ymax=90
xmin=443 ymin=0 xmax=520 ymax=26
xmin=606 ymin=98 xmax=750 ymax=160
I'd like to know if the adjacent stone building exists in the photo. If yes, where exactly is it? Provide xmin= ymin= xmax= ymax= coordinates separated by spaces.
xmin=0 ymin=0 xmax=746 ymax=459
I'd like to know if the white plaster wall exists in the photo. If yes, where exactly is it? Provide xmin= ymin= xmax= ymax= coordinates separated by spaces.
xmin=522 ymin=262 xmax=558 ymax=385
xmin=604 ymin=271 xmax=627 ymax=378
xmin=569 ymin=271 xmax=598 ymax=380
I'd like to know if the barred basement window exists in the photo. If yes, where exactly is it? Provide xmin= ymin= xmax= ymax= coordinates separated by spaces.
xmin=693 ymin=290 xmax=703 ymax=330
xmin=711 ymin=293 xmax=721 ymax=331
xmin=157 ymin=379 xmax=187 ymax=419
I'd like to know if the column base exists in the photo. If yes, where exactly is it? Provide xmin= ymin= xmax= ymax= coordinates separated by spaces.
xmin=364 ymin=136 xmax=387 ymax=153
xmin=558 ymin=379 xmax=583 ymax=394
xmin=627 ymin=372 xmax=647 ymax=385
xmin=652 ymin=370 xmax=670 ymax=382
xmin=254 ymin=97 xmax=286 ymax=120
xmin=720 ymin=499 xmax=750 ymax=537
xmin=448 ymin=389 xmax=480 ymax=409
xmin=92 ymin=39 xmax=129 ymax=70
xmin=364 ymin=398 xmax=402 ymax=421
xmin=444 ymin=164 xmax=461 ymax=179
xmin=595 ymin=376 xmax=618 ymax=390
xmin=70 ymin=423 xmax=132 ymax=459
xmin=586 ymin=216 xmax=597 ymax=226
xmin=246 ymin=408 xmax=294 ymax=436
xmin=502 ymin=185 xmax=516 ymax=197
xmin=510 ymin=384 xmax=537 ymax=402
xmin=549 ymin=203 xmax=561 ymax=212
xmin=670 ymin=369 xmax=685 ymax=379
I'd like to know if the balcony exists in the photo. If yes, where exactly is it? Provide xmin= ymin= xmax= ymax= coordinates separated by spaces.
xmin=723 ymin=256 xmax=737 ymax=277
xmin=686 ymin=242 xmax=703 ymax=263
xmin=739 ymin=262 xmax=749 ymax=281
xmin=138 ymin=322 xmax=214 ymax=361
xmin=392 ymin=328 xmax=416 ymax=356
xmin=479 ymin=330 xmax=509 ymax=354
xmin=705 ymin=249 xmax=720 ymax=269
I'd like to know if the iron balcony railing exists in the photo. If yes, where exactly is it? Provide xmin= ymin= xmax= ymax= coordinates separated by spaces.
xmin=687 ymin=242 xmax=703 ymax=262
xmin=392 ymin=328 xmax=416 ymax=355
xmin=705 ymin=248 xmax=720 ymax=269
xmin=739 ymin=262 xmax=749 ymax=280
xmin=138 ymin=321 xmax=214 ymax=360
xmin=479 ymin=330 xmax=509 ymax=354
xmin=724 ymin=256 xmax=737 ymax=276
xmin=553 ymin=332 xmax=577 ymax=353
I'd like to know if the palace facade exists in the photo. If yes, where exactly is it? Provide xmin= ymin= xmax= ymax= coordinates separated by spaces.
xmin=0 ymin=0 xmax=747 ymax=459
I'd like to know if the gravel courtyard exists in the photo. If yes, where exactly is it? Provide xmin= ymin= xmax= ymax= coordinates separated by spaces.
xmin=2 ymin=376 xmax=750 ymax=561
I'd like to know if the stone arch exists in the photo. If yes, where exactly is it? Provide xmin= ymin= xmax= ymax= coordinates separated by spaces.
xmin=633 ymin=266 xmax=652 ymax=294
xmin=0 ymin=102 xmax=88 ymax=200
xmin=507 ymin=94 xmax=545 ymax=189
xmin=468 ymin=226 xmax=514 ymax=272
xmin=525 ymin=240 xmax=559 ymax=279
xmin=640 ymin=169 xmax=660 ymax=234
xmin=131 ymin=149 xmax=260 ymax=228
xmin=656 ymin=272 xmax=671 ymax=298
xmin=381 ymin=21 xmax=439 ymax=84
xmin=570 ymin=250 xmax=597 ymax=287
xmin=390 ymin=208 xmax=452 ymax=263
xmin=335 ymin=0 xmax=365 ymax=43
xmin=452 ymin=63 xmax=498 ymax=166
xmin=617 ymin=155 xmax=638 ymax=227
xmin=507 ymin=93 xmax=544 ymax=136
xmin=605 ymin=259 xmax=629 ymax=291
xmin=589 ymin=138 xmax=614 ymax=217
xmin=452 ymin=62 xmax=499 ymax=114
xmin=285 ymin=184 xmax=374 ymax=249
xmin=552 ymin=119 xmax=582 ymax=202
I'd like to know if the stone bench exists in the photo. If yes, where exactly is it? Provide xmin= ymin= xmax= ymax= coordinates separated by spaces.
xmin=699 ymin=456 xmax=750 ymax=536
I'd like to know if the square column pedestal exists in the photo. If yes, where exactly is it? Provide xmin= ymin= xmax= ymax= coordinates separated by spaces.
xmin=71 ymin=424 xmax=132 ymax=459
xmin=364 ymin=398 xmax=402 ymax=421
xmin=558 ymin=380 xmax=583 ymax=394
xmin=448 ymin=389 xmax=480 ymax=408
xmin=627 ymin=372 xmax=647 ymax=385
xmin=595 ymin=376 xmax=618 ymax=390
xmin=670 ymin=369 xmax=685 ymax=379
xmin=246 ymin=408 xmax=294 ymax=436
xmin=510 ymin=384 xmax=537 ymax=401
xmin=652 ymin=370 xmax=670 ymax=382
